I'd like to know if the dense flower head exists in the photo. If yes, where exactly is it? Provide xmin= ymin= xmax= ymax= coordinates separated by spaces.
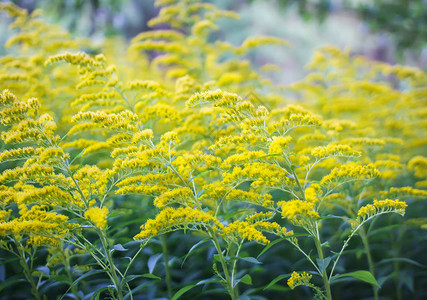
xmin=0 ymin=205 xmax=72 ymax=246
xmin=320 ymin=162 xmax=380 ymax=186
xmin=353 ymin=199 xmax=407 ymax=227
xmin=134 ymin=207 xmax=221 ymax=240
xmin=84 ymin=207 xmax=109 ymax=229
xmin=287 ymin=271 xmax=312 ymax=289
xmin=278 ymin=199 xmax=319 ymax=225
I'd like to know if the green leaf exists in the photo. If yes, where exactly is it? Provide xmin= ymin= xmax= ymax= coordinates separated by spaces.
xmin=141 ymin=273 xmax=161 ymax=280
xmin=239 ymin=257 xmax=262 ymax=265
xmin=316 ymin=257 xmax=332 ymax=274
xmin=122 ymin=275 xmax=142 ymax=285
xmin=376 ymin=257 xmax=425 ymax=268
xmin=196 ymin=277 xmax=221 ymax=286
xmin=70 ymin=148 xmax=85 ymax=165
xmin=333 ymin=270 xmax=380 ymax=288
xmin=147 ymin=253 xmax=162 ymax=274
xmin=181 ymin=238 xmax=210 ymax=267
xmin=257 ymin=237 xmax=286 ymax=258
xmin=60 ymin=270 xmax=105 ymax=300
xmin=171 ymin=284 xmax=196 ymax=300
xmin=36 ymin=266 xmax=50 ymax=277
xmin=240 ymin=274 xmax=252 ymax=285
xmin=91 ymin=286 xmax=109 ymax=300
xmin=112 ymin=244 xmax=128 ymax=252
xmin=263 ymin=273 xmax=291 ymax=290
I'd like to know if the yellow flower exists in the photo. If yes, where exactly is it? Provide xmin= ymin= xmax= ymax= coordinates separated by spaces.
xmin=354 ymin=199 xmax=407 ymax=226
xmin=85 ymin=207 xmax=109 ymax=229
xmin=287 ymin=271 xmax=312 ymax=289
xmin=154 ymin=187 xmax=194 ymax=209
xmin=269 ymin=136 xmax=292 ymax=155
xmin=134 ymin=207 xmax=220 ymax=240
xmin=311 ymin=144 xmax=360 ymax=159
xmin=278 ymin=200 xmax=319 ymax=225
xmin=320 ymin=162 xmax=380 ymax=186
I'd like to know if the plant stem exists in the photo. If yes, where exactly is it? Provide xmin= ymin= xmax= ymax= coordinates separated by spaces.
xmin=208 ymin=228 xmax=236 ymax=299
xmin=62 ymin=249 xmax=80 ymax=300
xmin=359 ymin=227 xmax=379 ymax=300
xmin=230 ymin=241 xmax=243 ymax=295
xmin=16 ymin=245 xmax=41 ymax=300
xmin=314 ymin=236 xmax=332 ymax=300
xmin=97 ymin=229 xmax=124 ymax=300
xmin=161 ymin=235 xmax=173 ymax=299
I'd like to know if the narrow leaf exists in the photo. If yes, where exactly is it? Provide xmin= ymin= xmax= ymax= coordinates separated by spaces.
xmin=333 ymin=270 xmax=380 ymax=288
xmin=257 ymin=237 xmax=286 ymax=258
xmin=239 ymin=257 xmax=262 ymax=265
xmin=171 ymin=284 xmax=196 ymax=300
xmin=196 ymin=278 xmax=221 ymax=286
xmin=263 ymin=273 xmax=291 ymax=290
xmin=112 ymin=244 xmax=128 ymax=252
xmin=36 ymin=266 xmax=50 ymax=277
xmin=182 ymin=238 xmax=209 ymax=267
xmin=377 ymin=257 xmax=424 ymax=268
xmin=147 ymin=254 xmax=162 ymax=274
xmin=141 ymin=273 xmax=161 ymax=280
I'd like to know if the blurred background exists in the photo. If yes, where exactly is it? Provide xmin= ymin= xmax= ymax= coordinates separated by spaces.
xmin=1 ymin=0 xmax=427 ymax=84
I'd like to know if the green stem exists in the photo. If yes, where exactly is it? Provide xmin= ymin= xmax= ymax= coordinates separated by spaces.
xmin=314 ymin=236 xmax=332 ymax=300
xmin=97 ymin=229 xmax=124 ymax=300
xmin=230 ymin=241 xmax=243 ymax=297
xmin=208 ymin=229 xmax=236 ymax=299
xmin=161 ymin=235 xmax=173 ymax=299
xmin=359 ymin=227 xmax=379 ymax=300
xmin=16 ymin=244 xmax=41 ymax=300
xmin=61 ymin=249 xmax=80 ymax=300
xmin=390 ymin=228 xmax=402 ymax=300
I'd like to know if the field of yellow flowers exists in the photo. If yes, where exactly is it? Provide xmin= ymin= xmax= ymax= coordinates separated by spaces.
xmin=0 ymin=1 xmax=426 ymax=299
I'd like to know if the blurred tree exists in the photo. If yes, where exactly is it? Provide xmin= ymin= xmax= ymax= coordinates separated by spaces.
xmin=271 ymin=0 xmax=427 ymax=59
xmin=4 ymin=0 xmax=157 ymax=38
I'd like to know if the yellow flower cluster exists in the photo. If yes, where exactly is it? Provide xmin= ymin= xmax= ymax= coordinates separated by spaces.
xmin=221 ymin=151 xmax=266 ymax=169
xmin=211 ymin=135 xmax=268 ymax=152
xmin=134 ymin=207 xmax=220 ymax=240
xmin=15 ymin=186 xmax=73 ymax=206
xmin=84 ymin=207 xmax=109 ymax=229
xmin=311 ymin=144 xmax=360 ymax=159
xmin=287 ymin=271 xmax=312 ymax=290
xmin=381 ymin=187 xmax=427 ymax=198
xmin=226 ymin=189 xmax=274 ymax=208
xmin=278 ymin=200 xmax=319 ymax=225
xmin=0 ymin=205 xmax=72 ymax=246
xmin=45 ymin=52 xmax=104 ymax=68
xmin=221 ymin=162 xmax=294 ymax=191
xmin=221 ymin=221 xmax=270 ymax=244
xmin=408 ymin=156 xmax=427 ymax=178
xmin=320 ymin=162 xmax=380 ymax=186
xmin=154 ymin=187 xmax=194 ymax=208
xmin=71 ymin=110 xmax=139 ymax=132
xmin=355 ymin=199 xmax=407 ymax=225
xmin=0 ymin=164 xmax=54 ymax=183
xmin=269 ymin=114 xmax=322 ymax=135
xmin=304 ymin=184 xmax=322 ymax=203
xmin=0 ymin=147 xmax=39 ymax=163
xmin=269 ymin=136 xmax=293 ymax=155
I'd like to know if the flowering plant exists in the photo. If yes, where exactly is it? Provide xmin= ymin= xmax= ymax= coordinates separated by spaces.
xmin=0 ymin=1 xmax=425 ymax=300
